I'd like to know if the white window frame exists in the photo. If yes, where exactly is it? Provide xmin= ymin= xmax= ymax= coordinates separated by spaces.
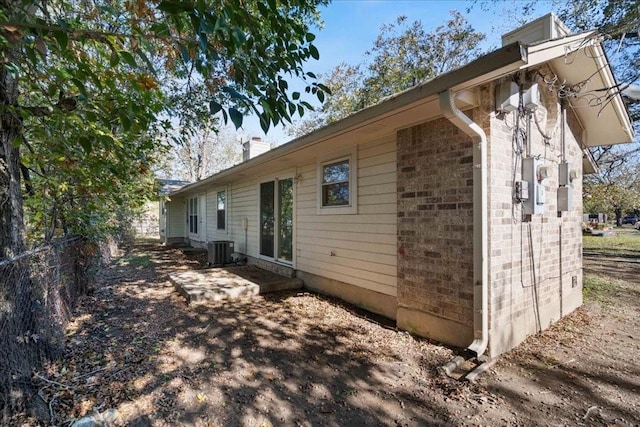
xmin=316 ymin=147 xmax=358 ymax=215
xmin=188 ymin=196 xmax=198 ymax=235
xmin=216 ymin=189 xmax=227 ymax=231
xmin=257 ymin=171 xmax=296 ymax=267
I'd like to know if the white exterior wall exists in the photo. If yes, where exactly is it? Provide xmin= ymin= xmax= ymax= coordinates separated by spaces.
xmin=296 ymin=136 xmax=398 ymax=297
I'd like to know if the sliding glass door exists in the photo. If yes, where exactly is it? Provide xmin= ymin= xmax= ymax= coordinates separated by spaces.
xmin=260 ymin=181 xmax=275 ymax=258
xmin=260 ymin=178 xmax=293 ymax=263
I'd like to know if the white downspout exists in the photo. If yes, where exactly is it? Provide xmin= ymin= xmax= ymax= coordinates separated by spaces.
xmin=439 ymin=89 xmax=489 ymax=360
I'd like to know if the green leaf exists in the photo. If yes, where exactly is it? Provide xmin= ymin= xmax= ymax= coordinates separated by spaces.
xmin=157 ymin=1 xmax=192 ymax=14
xmin=309 ymin=45 xmax=319 ymax=60
xmin=317 ymin=90 xmax=325 ymax=103
xmin=54 ymin=30 xmax=68 ymax=51
xmin=259 ymin=115 xmax=269 ymax=133
xmin=209 ymin=100 xmax=222 ymax=115
xmin=71 ymin=78 xmax=87 ymax=96
xmin=119 ymin=112 xmax=132 ymax=131
xmin=316 ymin=83 xmax=331 ymax=94
xmin=228 ymin=108 xmax=243 ymax=129
xmin=292 ymin=91 xmax=300 ymax=100
xmin=222 ymin=86 xmax=247 ymax=101
xmin=110 ymin=50 xmax=120 ymax=67
xmin=119 ymin=51 xmax=137 ymax=67
xmin=79 ymin=137 xmax=92 ymax=155
xmin=305 ymin=33 xmax=316 ymax=42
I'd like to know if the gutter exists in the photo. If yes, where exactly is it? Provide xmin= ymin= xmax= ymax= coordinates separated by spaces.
xmin=439 ymin=89 xmax=489 ymax=362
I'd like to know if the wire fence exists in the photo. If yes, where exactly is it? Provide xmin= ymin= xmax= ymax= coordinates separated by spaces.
xmin=0 ymin=237 xmax=106 ymax=419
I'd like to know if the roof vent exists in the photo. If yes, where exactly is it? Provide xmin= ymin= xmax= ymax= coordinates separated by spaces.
xmin=501 ymin=13 xmax=571 ymax=46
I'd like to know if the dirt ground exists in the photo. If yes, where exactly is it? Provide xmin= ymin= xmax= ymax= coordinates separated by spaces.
xmin=23 ymin=239 xmax=640 ymax=426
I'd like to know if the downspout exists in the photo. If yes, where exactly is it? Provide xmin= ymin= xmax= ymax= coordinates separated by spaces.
xmin=439 ymin=89 xmax=489 ymax=361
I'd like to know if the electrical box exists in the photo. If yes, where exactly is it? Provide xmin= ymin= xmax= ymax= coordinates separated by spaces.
xmin=557 ymin=162 xmax=575 ymax=212
xmin=522 ymin=157 xmax=546 ymax=216
xmin=523 ymin=83 xmax=541 ymax=111
xmin=496 ymin=81 xmax=519 ymax=113
xmin=515 ymin=180 xmax=529 ymax=201
xmin=558 ymin=186 xmax=573 ymax=212
xmin=558 ymin=162 xmax=570 ymax=186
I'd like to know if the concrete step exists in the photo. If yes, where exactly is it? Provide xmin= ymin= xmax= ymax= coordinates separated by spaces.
xmin=169 ymin=265 xmax=303 ymax=304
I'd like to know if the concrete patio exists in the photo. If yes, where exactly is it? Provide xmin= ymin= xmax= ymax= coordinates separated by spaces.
xmin=169 ymin=265 xmax=303 ymax=304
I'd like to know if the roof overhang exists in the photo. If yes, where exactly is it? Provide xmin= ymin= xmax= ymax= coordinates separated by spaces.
xmin=170 ymin=31 xmax=633 ymax=198
xmin=538 ymin=35 xmax=634 ymax=147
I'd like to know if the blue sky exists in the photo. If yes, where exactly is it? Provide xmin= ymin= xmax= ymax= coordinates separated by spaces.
xmin=239 ymin=0 xmax=557 ymax=144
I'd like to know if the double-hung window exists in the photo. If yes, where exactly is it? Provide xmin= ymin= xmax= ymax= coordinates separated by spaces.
xmin=317 ymin=148 xmax=357 ymax=214
xmin=322 ymin=159 xmax=350 ymax=206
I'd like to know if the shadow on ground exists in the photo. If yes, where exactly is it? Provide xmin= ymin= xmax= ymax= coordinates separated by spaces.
xmin=29 ymin=239 xmax=640 ymax=427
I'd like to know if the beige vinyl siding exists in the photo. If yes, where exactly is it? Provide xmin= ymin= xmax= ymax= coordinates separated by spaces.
xmin=227 ymin=181 xmax=258 ymax=255
xmin=296 ymin=135 xmax=398 ymax=297
xmin=205 ymin=187 xmax=230 ymax=242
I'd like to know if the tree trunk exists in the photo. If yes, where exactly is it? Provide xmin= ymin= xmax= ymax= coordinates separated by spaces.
xmin=0 ymin=62 xmax=26 ymax=257
xmin=615 ymin=207 xmax=622 ymax=227
xmin=1 ymin=52 xmax=38 ymax=419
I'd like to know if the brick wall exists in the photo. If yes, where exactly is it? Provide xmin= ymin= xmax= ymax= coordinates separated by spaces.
xmin=396 ymin=115 xmax=476 ymax=347
xmin=487 ymin=69 xmax=584 ymax=355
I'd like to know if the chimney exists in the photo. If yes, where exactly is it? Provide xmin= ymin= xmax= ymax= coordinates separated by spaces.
xmin=501 ymin=13 xmax=571 ymax=47
xmin=242 ymin=137 xmax=270 ymax=162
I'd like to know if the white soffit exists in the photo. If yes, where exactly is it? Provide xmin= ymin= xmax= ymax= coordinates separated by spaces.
xmin=544 ymin=40 xmax=634 ymax=147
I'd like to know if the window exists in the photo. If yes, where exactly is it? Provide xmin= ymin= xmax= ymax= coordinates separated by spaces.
xmin=188 ymin=197 xmax=198 ymax=234
xmin=317 ymin=149 xmax=357 ymax=214
xmin=322 ymin=160 xmax=350 ymax=206
xmin=217 ymin=191 xmax=226 ymax=230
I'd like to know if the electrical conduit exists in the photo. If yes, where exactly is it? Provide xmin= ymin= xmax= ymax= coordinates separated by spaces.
xmin=439 ymin=89 xmax=489 ymax=362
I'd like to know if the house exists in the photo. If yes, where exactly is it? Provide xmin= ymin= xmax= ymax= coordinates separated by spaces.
xmin=164 ymin=14 xmax=633 ymax=358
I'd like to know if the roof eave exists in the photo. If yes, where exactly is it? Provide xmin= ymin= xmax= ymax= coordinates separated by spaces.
xmin=170 ymin=43 xmax=527 ymax=198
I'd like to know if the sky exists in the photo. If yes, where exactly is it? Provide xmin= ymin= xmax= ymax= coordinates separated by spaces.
xmin=238 ymin=0 xmax=558 ymax=144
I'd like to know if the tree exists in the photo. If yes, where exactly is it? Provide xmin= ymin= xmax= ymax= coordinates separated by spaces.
xmin=164 ymin=124 xmax=242 ymax=182
xmin=584 ymin=181 xmax=640 ymax=225
xmin=1 ymin=0 xmax=329 ymax=253
xmin=363 ymin=11 xmax=485 ymax=105
xmin=288 ymin=11 xmax=485 ymax=135
xmin=0 ymin=0 xmax=329 ymax=415
xmin=287 ymin=62 xmax=365 ymax=138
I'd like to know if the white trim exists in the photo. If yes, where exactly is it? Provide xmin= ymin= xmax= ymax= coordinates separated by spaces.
xmin=256 ymin=171 xmax=296 ymax=268
xmin=187 ymin=196 xmax=199 ymax=240
xmin=216 ymin=187 xmax=229 ymax=234
xmin=316 ymin=146 xmax=358 ymax=215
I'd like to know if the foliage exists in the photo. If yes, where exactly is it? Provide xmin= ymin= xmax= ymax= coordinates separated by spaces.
xmin=287 ymin=62 xmax=365 ymax=137
xmin=288 ymin=11 xmax=485 ymax=137
xmin=162 ymin=123 xmax=242 ymax=182
xmin=362 ymin=11 xmax=485 ymax=104
xmin=1 ymin=0 xmax=329 ymax=246
xmin=583 ymin=180 xmax=640 ymax=222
